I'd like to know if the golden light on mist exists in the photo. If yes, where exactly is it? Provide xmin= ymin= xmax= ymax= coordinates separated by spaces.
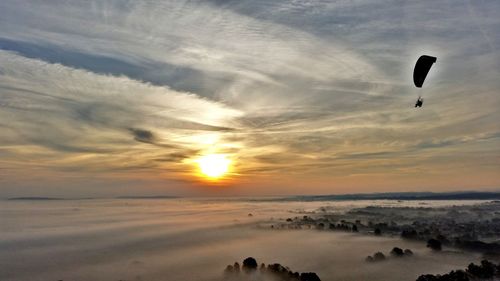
xmin=196 ymin=154 xmax=231 ymax=179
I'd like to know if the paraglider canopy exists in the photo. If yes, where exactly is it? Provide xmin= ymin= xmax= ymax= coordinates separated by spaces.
xmin=413 ymin=55 xmax=437 ymax=88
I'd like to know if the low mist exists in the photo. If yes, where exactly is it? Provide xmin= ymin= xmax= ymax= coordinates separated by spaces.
xmin=0 ymin=199 xmax=482 ymax=281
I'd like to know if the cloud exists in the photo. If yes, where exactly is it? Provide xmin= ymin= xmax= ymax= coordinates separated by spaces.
xmin=129 ymin=128 xmax=156 ymax=144
xmin=0 ymin=50 xmax=240 ymax=190
xmin=0 ymin=0 xmax=498 ymax=195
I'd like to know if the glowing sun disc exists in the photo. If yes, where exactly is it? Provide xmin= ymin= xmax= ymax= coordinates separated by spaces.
xmin=197 ymin=154 xmax=231 ymax=178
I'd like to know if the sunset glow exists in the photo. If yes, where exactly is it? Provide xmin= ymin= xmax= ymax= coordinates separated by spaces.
xmin=1 ymin=2 xmax=499 ymax=281
xmin=0 ymin=0 xmax=498 ymax=197
xmin=196 ymin=154 xmax=231 ymax=179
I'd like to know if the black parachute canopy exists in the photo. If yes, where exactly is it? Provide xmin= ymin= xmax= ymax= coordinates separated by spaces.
xmin=413 ymin=55 xmax=437 ymax=88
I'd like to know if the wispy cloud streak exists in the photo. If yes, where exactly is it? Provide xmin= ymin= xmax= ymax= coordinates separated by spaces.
xmin=0 ymin=0 xmax=498 ymax=196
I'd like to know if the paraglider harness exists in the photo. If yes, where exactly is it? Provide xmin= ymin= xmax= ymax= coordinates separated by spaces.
xmin=415 ymin=97 xmax=423 ymax=107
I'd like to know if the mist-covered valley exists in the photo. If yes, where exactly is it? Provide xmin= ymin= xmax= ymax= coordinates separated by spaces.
xmin=1 ymin=198 xmax=496 ymax=281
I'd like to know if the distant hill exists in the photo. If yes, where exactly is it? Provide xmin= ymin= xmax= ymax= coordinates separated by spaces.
xmin=115 ymin=196 xmax=179 ymax=199
xmin=7 ymin=197 xmax=63 ymax=201
xmin=280 ymin=191 xmax=500 ymax=201
xmin=6 ymin=195 xmax=178 ymax=201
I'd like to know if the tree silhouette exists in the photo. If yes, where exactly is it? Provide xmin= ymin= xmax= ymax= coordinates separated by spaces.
xmin=223 ymin=257 xmax=322 ymax=281
xmin=415 ymin=260 xmax=500 ymax=281
xmin=373 ymin=252 xmax=386 ymax=261
xmin=233 ymin=262 xmax=240 ymax=273
xmin=467 ymin=260 xmax=495 ymax=278
xmin=352 ymin=225 xmax=359 ymax=232
xmin=243 ymin=257 xmax=258 ymax=273
xmin=427 ymin=239 xmax=442 ymax=251
xmin=300 ymin=272 xmax=321 ymax=281
xmin=390 ymin=247 xmax=404 ymax=257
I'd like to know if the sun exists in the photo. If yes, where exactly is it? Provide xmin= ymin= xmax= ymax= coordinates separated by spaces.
xmin=196 ymin=154 xmax=231 ymax=179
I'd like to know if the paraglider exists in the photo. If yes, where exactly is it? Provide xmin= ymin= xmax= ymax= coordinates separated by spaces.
xmin=415 ymin=97 xmax=423 ymax=107
xmin=413 ymin=55 xmax=436 ymax=107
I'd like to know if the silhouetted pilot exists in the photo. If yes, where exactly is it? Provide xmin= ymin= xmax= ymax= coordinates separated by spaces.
xmin=415 ymin=97 xmax=423 ymax=107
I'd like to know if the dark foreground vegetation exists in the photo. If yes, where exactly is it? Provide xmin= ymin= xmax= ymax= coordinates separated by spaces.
xmin=223 ymin=258 xmax=500 ymax=281
xmin=223 ymin=257 xmax=321 ymax=281
xmin=416 ymin=260 xmax=500 ymax=281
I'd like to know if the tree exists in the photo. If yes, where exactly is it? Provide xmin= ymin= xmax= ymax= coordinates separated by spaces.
xmin=401 ymin=229 xmax=418 ymax=239
xmin=242 ymin=257 xmax=258 ymax=273
xmin=447 ymin=270 xmax=469 ymax=281
xmin=224 ymin=265 xmax=234 ymax=275
xmin=233 ymin=262 xmax=240 ymax=272
xmin=390 ymin=247 xmax=404 ymax=257
xmin=416 ymin=274 xmax=438 ymax=281
xmin=427 ymin=239 xmax=442 ymax=251
xmin=300 ymin=272 xmax=321 ymax=281
xmin=373 ymin=252 xmax=386 ymax=261
xmin=260 ymin=263 xmax=266 ymax=272
xmin=352 ymin=225 xmax=358 ymax=232
xmin=467 ymin=260 xmax=495 ymax=279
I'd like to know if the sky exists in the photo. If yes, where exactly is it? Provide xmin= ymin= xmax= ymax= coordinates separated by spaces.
xmin=0 ymin=0 xmax=499 ymax=197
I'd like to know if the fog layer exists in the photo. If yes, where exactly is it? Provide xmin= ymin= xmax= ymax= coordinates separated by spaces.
xmin=0 ymin=199 xmax=483 ymax=281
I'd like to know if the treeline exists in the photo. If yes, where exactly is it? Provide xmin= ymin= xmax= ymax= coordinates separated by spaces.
xmin=402 ymin=229 xmax=500 ymax=256
xmin=366 ymin=247 xmax=414 ymax=262
xmin=223 ymin=257 xmax=321 ymax=281
xmin=416 ymin=260 xmax=500 ymax=281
